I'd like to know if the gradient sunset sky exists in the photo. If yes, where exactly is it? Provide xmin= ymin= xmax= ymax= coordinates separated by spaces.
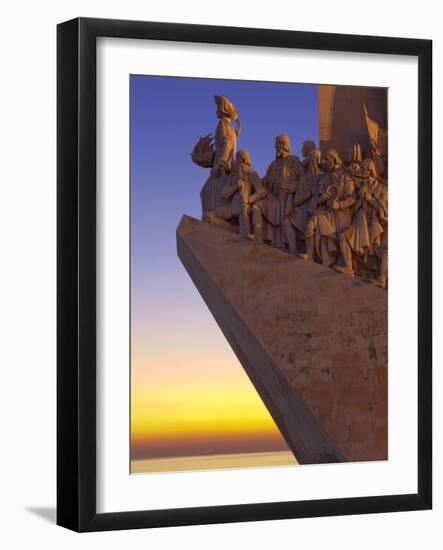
xmin=130 ymin=75 xmax=319 ymax=462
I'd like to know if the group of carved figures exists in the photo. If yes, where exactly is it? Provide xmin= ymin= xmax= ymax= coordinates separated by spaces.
xmin=192 ymin=95 xmax=388 ymax=288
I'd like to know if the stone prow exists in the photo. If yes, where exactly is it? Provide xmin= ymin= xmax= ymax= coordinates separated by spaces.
xmin=176 ymin=215 xmax=387 ymax=465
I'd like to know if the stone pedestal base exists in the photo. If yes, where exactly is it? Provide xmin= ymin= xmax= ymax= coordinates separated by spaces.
xmin=177 ymin=215 xmax=387 ymax=464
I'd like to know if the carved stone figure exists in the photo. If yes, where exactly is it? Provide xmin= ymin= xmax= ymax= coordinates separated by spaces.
xmin=197 ymin=95 xmax=241 ymax=215
xmin=306 ymin=148 xmax=322 ymax=175
xmin=212 ymin=95 xmax=241 ymax=177
xmin=301 ymin=140 xmax=316 ymax=169
xmin=301 ymin=149 xmax=356 ymax=266
xmin=191 ymin=92 xmax=388 ymax=289
xmin=204 ymin=150 xmax=267 ymax=240
xmin=343 ymin=143 xmax=362 ymax=172
xmin=282 ymin=172 xmax=322 ymax=254
xmin=335 ymin=158 xmax=388 ymax=286
xmin=261 ymin=135 xmax=304 ymax=248
xmin=282 ymin=144 xmax=325 ymax=253
xmin=301 ymin=140 xmax=323 ymax=176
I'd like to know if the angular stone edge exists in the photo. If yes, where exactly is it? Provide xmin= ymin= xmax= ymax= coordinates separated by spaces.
xmin=177 ymin=215 xmax=347 ymax=465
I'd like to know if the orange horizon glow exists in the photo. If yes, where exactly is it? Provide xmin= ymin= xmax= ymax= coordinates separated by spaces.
xmin=131 ymin=312 xmax=292 ymax=461
xmin=129 ymin=77 xmax=318 ymax=466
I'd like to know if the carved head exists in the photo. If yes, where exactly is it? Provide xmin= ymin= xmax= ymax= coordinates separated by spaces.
xmin=361 ymin=158 xmax=378 ymax=178
xmin=275 ymin=135 xmax=291 ymax=158
xmin=302 ymin=140 xmax=316 ymax=158
xmin=214 ymin=95 xmax=241 ymax=136
xmin=312 ymin=148 xmax=322 ymax=163
xmin=322 ymin=148 xmax=342 ymax=172
xmin=236 ymin=150 xmax=252 ymax=173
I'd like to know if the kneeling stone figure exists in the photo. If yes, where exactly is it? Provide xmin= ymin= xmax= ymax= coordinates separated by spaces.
xmin=204 ymin=150 xmax=268 ymax=240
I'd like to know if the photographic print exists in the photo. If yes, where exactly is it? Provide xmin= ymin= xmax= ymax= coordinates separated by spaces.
xmin=130 ymin=75 xmax=388 ymax=474
xmin=57 ymin=18 xmax=432 ymax=531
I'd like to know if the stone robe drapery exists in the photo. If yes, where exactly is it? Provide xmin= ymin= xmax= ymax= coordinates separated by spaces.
xmin=210 ymin=170 xmax=267 ymax=238
xmin=307 ymin=169 xmax=356 ymax=266
xmin=283 ymin=173 xmax=324 ymax=236
xmin=200 ymin=172 xmax=230 ymax=215
xmin=341 ymin=177 xmax=388 ymax=273
xmin=258 ymin=154 xmax=304 ymax=246
xmin=214 ymin=117 xmax=237 ymax=174
xmin=218 ymin=170 xmax=266 ymax=218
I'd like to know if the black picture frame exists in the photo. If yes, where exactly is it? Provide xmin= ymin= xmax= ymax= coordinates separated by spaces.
xmin=57 ymin=17 xmax=432 ymax=532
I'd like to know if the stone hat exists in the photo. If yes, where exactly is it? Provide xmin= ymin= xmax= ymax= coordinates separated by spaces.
xmin=345 ymin=157 xmax=377 ymax=179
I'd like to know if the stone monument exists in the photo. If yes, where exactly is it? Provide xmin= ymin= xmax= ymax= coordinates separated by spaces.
xmin=182 ymin=89 xmax=388 ymax=464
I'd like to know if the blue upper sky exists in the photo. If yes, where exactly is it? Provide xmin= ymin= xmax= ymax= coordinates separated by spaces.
xmin=130 ymin=74 xmax=319 ymax=310
xmin=130 ymin=75 xmax=320 ymax=460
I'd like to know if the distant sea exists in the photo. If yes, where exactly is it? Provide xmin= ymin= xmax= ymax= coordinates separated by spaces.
xmin=131 ymin=451 xmax=298 ymax=474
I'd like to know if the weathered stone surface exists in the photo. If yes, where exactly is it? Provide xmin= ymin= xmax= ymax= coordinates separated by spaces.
xmin=177 ymin=215 xmax=387 ymax=464
xmin=318 ymin=84 xmax=387 ymax=156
